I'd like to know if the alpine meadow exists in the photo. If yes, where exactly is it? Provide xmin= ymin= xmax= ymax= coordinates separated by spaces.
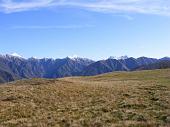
xmin=0 ymin=0 xmax=170 ymax=127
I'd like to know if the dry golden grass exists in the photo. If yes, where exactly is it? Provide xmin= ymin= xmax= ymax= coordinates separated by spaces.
xmin=0 ymin=69 xmax=170 ymax=127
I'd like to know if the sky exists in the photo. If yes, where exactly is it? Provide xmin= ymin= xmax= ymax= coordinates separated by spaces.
xmin=0 ymin=0 xmax=170 ymax=60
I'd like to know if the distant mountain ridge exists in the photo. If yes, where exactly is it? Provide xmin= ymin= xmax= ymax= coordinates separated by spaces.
xmin=81 ymin=57 xmax=159 ymax=76
xmin=0 ymin=54 xmax=170 ymax=83
xmin=134 ymin=60 xmax=170 ymax=71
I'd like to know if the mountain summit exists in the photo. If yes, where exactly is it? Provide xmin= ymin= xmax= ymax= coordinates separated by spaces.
xmin=108 ymin=55 xmax=129 ymax=60
xmin=10 ymin=53 xmax=23 ymax=58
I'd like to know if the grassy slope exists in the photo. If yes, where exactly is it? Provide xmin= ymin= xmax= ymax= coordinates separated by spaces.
xmin=0 ymin=69 xmax=170 ymax=127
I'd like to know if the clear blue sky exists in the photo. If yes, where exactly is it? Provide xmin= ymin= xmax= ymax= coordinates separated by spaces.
xmin=0 ymin=0 xmax=170 ymax=60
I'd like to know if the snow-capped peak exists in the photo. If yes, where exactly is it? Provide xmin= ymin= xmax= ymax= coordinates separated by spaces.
xmin=10 ymin=53 xmax=23 ymax=58
xmin=109 ymin=56 xmax=129 ymax=60
xmin=68 ymin=55 xmax=79 ymax=59
xmin=0 ymin=53 xmax=23 ymax=58
xmin=68 ymin=55 xmax=94 ymax=62
xmin=68 ymin=55 xmax=84 ymax=61
xmin=108 ymin=56 xmax=117 ymax=59
xmin=118 ymin=56 xmax=129 ymax=60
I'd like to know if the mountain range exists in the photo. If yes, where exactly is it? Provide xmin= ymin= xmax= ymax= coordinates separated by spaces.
xmin=0 ymin=54 xmax=170 ymax=83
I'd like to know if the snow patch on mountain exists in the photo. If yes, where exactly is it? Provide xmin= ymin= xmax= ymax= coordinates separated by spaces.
xmin=68 ymin=55 xmax=79 ymax=59
xmin=0 ymin=53 xmax=23 ymax=58
xmin=109 ymin=56 xmax=129 ymax=60
xmin=10 ymin=53 xmax=23 ymax=58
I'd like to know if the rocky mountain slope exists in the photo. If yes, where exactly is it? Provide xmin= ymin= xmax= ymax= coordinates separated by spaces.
xmin=0 ymin=54 xmax=170 ymax=83
xmin=134 ymin=60 xmax=170 ymax=70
